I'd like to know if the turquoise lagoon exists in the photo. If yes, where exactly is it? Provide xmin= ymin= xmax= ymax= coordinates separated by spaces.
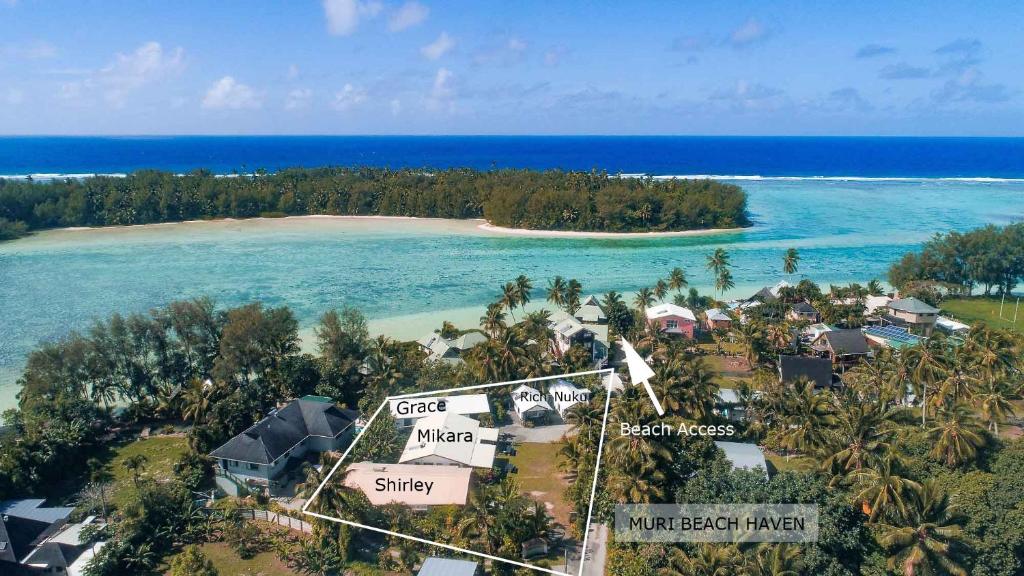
xmin=1 ymin=177 xmax=1023 ymax=408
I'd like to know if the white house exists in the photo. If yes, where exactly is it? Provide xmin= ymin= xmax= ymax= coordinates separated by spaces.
xmin=574 ymin=295 xmax=607 ymax=324
xmin=645 ymin=303 xmax=698 ymax=338
xmin=715 ymin=441 xmax=769 ymax=477
xmin=398 ymin=412 xmax=498 ymax=468
xmin=547 ymin=380 xmax=591 ymax=417
xmin=343 ymin=462 xmax=473 ymax=509
xmin=389 ymin=394 xmax=490 ymax=428
xmin=511 ymin=384 xmax=553 ymax=421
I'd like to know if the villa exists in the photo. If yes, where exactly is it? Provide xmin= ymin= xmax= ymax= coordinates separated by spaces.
xmin=547 ymin=380 xmax=591 ymax=417
xmin=0 ymin=500 xmax=105 ymax=575
xmin=511 ymin=384 xmax=553 ymax=422
xmin=704 ymin=308 xmax=732 ymax=331
xmin=398 ymin=412 xmax=498 ymax=468
xmin=389 ymin=394 xmax=491 ymax=428
xmin=550 ymin=315 xmax=606 ymax=364
xmin=645 ymin=303 xmax=698 ymax=338
xmin=885 ymin=297 xmax=940 ymax=335
xmin=210 ymin=396 xmax=359 ymax=496
xmin=574 ymin=295 xmax=607 ymax=324
xmin=343 ymin=463 xmax=473 ymax=509
xmin=811 ymin=329 xmax=870 ymax=366
xmin=788 ymin=302 xmax=820 ymax=323
xmin=416 ymin=331 xmax=488 ymax=365
xmin=778 ymin=354 xmax=834 ymax=389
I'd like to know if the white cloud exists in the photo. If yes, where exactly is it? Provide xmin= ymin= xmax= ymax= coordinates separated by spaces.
xmin=544 ymin=45 xmax=568 ymax=67
xmin=100 ymin=41 xmax=184 ymax=106
xmin=201 ymin=76 xmax=262 ymax=110
xmin=331 ymin=83 xmax=367 ymax=111
xmin=728 ymin=18 xmax=770 ymax=48
xmin=2 ymin=40 xmax=57 ymax=60
xmin=285 ymin=88 xmax=313 ymax=110
xmin=322 ymin=0 xmax=383 ymax=36
xmin=427 ymin=67 xmax=455 ymax=111
xmin=421 ymin=32 xmax=454 ymax=60
xmin=390 ymin=98 xmax=402 ymax=116
xmin=389 ymin=1 xmax=428 ymax=32
xmin=472 ymin=36 xmax=528 ymax=66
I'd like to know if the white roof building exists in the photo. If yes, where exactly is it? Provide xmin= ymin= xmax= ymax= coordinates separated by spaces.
xmin=865 ymin=295 xmax=893 ymax=314
xmin=645 ymin=303 xmax=698 ymax=322
xmin=547 ymin=380 xmax=591 ymax=416
xmin=706 ymin=308 xmax=732 ymax=322
xmin=344 ymin=462 xmax=473 ymax=507
xmin=511 ymin=384 xmax=552 ymax=418
xmin=416 ymin=331 xmax=488 ymax=365
xmin=715 ymin=441 xmax=768 ymax=477
xmin=389 ymin=394 xmax=490 ymax=426
xmin=399 ymin=412 xmax=498 ymax=468
xmin=575 ymin=295 xmax=607 ymax=323
xmin=936 ymin=315 xmax=970 ymax=333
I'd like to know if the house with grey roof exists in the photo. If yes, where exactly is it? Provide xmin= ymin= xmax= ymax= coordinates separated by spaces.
xmin=416 ymin=331 xmax=488 ymax=365
xmin=574 ymin=295 xmax=607 ymax=324
xmin=811 ymin=329 xmax=870 ymax=367
xmin=887 ymin=297 xmax=940 ymax=335
xmin=417 ymin=557 xmax=480 ymax=576
xmin=210 ymin=395 xmax=358 ymax=496
xmin=778 ymin=355 xmax=834 ymax=389
xmin=0 ymin=499 xmax=91 ymax=574
xmin=788 ymin=301 xmax=820 ymax=323
xmin=550 ymin=314 xmax=606 ymax=365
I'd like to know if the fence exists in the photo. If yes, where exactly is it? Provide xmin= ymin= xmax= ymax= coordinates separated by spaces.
xmin=232 ymin=508 xmax=315 ymax=534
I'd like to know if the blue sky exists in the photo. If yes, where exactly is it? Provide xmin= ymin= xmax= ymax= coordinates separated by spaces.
xmin=1 ymin=0 xmax=1021 ymax=135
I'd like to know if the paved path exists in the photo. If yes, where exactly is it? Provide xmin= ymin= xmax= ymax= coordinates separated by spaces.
xmin=566 ymin=522 xmax=608 ymax=575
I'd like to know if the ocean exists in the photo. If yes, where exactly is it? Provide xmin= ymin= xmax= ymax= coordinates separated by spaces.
xmin=1 ymin=136 xmax=1023 ymax=409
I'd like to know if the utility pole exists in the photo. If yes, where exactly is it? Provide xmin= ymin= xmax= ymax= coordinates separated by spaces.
xmin=1014 ymin=297 xmax=1020 ymax=325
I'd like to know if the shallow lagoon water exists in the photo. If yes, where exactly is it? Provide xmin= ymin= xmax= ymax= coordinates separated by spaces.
xmin=1 ymin=178 xmax=1023 ymax=409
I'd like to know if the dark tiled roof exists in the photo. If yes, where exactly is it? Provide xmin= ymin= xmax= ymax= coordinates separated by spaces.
xmin=820 ymin=329 xmax=870 ymax=355
xmin=791 ymin=302 xmax=817 ymax=314
xmin=749 ymin=287 xmax=777 ymax=303
xmin=0 ymin=515 xmax=52 ymax=565
xmin=22 ymin=541 xmax=83 ymax=569
xmin=210 ymin=397 xmax=358 ymax=464
xmin=779 ymin=355 xmax=834 ymax=388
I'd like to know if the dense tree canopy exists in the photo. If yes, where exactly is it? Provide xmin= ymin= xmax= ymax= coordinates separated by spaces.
xmin=0 ymin=167 xmax=749 ymax=237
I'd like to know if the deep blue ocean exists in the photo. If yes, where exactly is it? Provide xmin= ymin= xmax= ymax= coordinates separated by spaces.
xmin=1 ymin=136 xmax=1023 ymax=178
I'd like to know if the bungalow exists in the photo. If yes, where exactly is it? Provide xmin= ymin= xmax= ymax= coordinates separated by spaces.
xmin=714 ymin=441 xmax=769 ymax=477
xmin=864 ymin=295 xmax=893 ymax=315
xmin=574 ymin=295 xmax=607 ymax=324
xmin=418 ymin=557 xmax=480 ymax=576
xmin=551 ymin=315 xmax=606 ymax=363
xmin=416 ymin=331 xmax=488 ymax=365
xmin=398 ymin=412 xmax=498 ymax=468
xmin=936 ymin=315 xmax=970 ymax=335
xmin=705 ymin=308 xmax=733 ymax=331
xmin=811 ymin=329 xmax=870 ymax=366
xmin=802 ymin=322 xmax=832 ymax=342
xmin=788 ymin=302 xmax=820 ymax=323
xmin=547 ymin=380 xmax=591 ymax=417
xmin=645 ymin=303 xmax=698 ymax=339
xmin=210 ymin=396 xmax=359 ymax=495
xmin=389 ymin=394 xmax=491 ymax=428
xmin=21 ymin=516 xmax=106 ymax=576
xmin=715 ymin=388 xmax=747 ymax=422
xmin=886 ymin=297 xmax=940 ymax=335
xmin=511 ymin=384 xmax=553 ymax=422
xmin=778 ymin=355 xmax=834 ymax=389
xmin=343 ymin=463 xmax=472 ymax=509
xmin=0 ymin=499 xmax=95 ymax=575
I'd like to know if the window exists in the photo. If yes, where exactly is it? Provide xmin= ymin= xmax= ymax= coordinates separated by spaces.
xmin=666 ymin=320 xmax=678 ymax=329
xmin=248 ymin=463 xmax=258 ymax=471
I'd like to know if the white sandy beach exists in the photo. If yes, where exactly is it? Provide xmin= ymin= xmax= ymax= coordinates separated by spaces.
xmin=477 ymin=222 xmax=744 ymax=238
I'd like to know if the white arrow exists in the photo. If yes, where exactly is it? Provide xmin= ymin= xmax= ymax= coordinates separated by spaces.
xmin=619 ymin=337 xmax=665 ymax=416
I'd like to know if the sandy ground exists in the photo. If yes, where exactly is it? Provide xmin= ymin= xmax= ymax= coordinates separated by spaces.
xmin=477 ymin=222 xmax=745 ymax=238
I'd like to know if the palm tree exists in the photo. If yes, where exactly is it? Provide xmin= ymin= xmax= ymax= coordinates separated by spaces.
xmin=455 ymin=488 xmax=499 ymax=553
xmin=850 ymin=455 xmax=921 ymax=522
xmin=778 ymin=379 xmax=835 ymax=455
xmin=668 ymin=267 xmax=688 ymax=293
xmin=927 ymin=403 xmax=987 ymax=467
xmin=500 ymin=282 xmax=519 ymax=321
xmin=566 ymin=279 xmax=583 ymax=313
xmin=783 ymin=248 xmax=800 ymax=275
xmin=514 ymin=274 xmax=533 ymax=309
xmin=732 ymin=320 xmax=765 ymax=366
xmin=654 ymin=279 xmax=669 ymax=302
xmin=480 ymin=302 xmax=507 ymax=337
xmin=706 ymin=248 xmax=729 ymax=277
xmin=904 ymin=339 xmax=947 ymax=426
xmin=867 ymin=279 xmax=884 ymax=296
xmin=547 ymin=276 xmax=567 ymax=310
xmin=821 ymin=395 xmax=900 ymax=476
xmin=634 ymin=287 xmax=656 ymax=312
xmin=877 ymin=481 xmax=967 ymax=576
xmin=974 ymin=378 xmax=1018 ymax=434
xmin=123 ymin=454 xmax=149 ymax=487
xmin=715 ymin=269 xmax=735 ymax=297
xmin=660 ymin=544 xmax=742 ymax=576
xmin=743 ymin=543 xmax=803 ymax=576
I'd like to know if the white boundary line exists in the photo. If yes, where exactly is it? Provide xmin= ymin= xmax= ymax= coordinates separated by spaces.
xmin=301 ymin=368 xmax=616 ymax=576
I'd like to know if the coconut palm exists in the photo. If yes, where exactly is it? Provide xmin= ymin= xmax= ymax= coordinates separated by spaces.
xmin=500 ymin=282 xmax=519 ymax=321
xmin=974 ymin=378 xmax=1018 ymax=434
xmin=654 ymin=279 xmax=669 ymax=302
xmin=743 ymin=543 xmax=803 ymax=576
xmin=634 ymin=287 xmax=656 ymax=312
xmin=877 ymin=481 xmax=967 ymax=576
xmin=123 ymin=454 xmax=149 ymax=487
xmin=514 ymin=274 xmax=533 ymax=309
xmin=783 ymin=248 xmax=800 ymax=275
xmin=180 ymin=378 xmax=211 ymax=423
xmin=904 ymin=338 xmax=947 ymax=425
xmin=547 ymin=276 xmax=567 ymax=310
xmin=706 ymin=248 xmax=730 ymax=277
xmin=927 ymin=403 xmax=987 ymax=467
xmin=566 ymin=278 xmax=583 ymax=313
xmin=850 ymin=455 xmax=921 ymax=522
xmin=822 ymin=394 xmax=901 ymax=476
xmin=867 ymin=279 xmax=884 ymax=296
xmin=668 ymin=267 xmax=688 ymax=293
xmin=715 ymin=269 xmax=735 ymax=297
xmin=732 ymin=320 xmax=766 ymax=366
xmin=455 ymin=488 xmax=499 ymax=553
xmin=778 ymin=379 xmax=835 ymax=455
xmin=660 ymin=544 xmax=742 ymax=576
xmin=480 ymin=302 xmax=507 ymax=336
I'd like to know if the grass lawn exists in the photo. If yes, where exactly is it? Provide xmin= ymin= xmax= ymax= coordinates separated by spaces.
xmin=508 ymin=441 xmax=572 ymax=527
xmin=942 ymin=297 xmax=1024 ymax=333
xmin=163 ymin=542 xmax=295 ymax=575
xmin=765 ymin=453 xmax=817 ymax=474
xmin=107 ymin=435 xmax=189 ymax=510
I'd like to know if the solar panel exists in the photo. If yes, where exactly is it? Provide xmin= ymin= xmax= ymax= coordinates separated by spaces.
xmin=864 ymin=325 xmax=922 ymax=345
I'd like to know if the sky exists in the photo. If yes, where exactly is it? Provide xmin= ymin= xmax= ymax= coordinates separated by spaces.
xmin=0 ymin=0 xmax=1022 ymax=136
